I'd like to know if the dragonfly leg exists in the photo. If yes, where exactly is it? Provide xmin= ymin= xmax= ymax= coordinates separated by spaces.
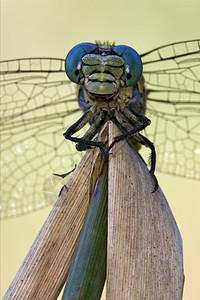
xmin=134 ymin=133 xmax=158 ymax=192
xmin=106 ymin=107 xmax=151 ymax=154
xmin=63 ymin=110 xmax=106 ymax=153
xmin=108 ymin=108 xmax=158 ymax=192
xmin=75 ymin=113 xmax=107 ymax=151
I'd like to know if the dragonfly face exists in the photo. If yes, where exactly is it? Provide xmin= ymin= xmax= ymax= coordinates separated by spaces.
xmin=0 ymin=40 xmax=199 ymax=218
xmin=65 ymin=42 xmax=143 ymax=96
xmin=65 ymin=43 xmax=144 ymax=114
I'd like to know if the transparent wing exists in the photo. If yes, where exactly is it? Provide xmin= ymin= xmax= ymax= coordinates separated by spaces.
xmin=0 ymin=58 xmax=83 ymax=218
xmin=1 ymin=41 xmax=199 ymax=218
xmin=141 ymin=40 xmax=200 ymax=179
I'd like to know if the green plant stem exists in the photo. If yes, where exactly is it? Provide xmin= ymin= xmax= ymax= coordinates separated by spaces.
xmin=62 ymin=168 xmax=108 ymax=300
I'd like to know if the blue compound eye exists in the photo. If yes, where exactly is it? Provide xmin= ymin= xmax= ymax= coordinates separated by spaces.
xmin=65 ymin=42 xmax=97 ymax=83
xmin=113 ymin=45 xmax=143 ymax=86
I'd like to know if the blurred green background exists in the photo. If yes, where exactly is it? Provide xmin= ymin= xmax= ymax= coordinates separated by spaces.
xmin=1 ymin=0 xmax=199 ymax=299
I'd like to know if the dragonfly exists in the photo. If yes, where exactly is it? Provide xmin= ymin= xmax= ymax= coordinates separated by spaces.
xmin=0 ymin=40 xmax=200 ymax=219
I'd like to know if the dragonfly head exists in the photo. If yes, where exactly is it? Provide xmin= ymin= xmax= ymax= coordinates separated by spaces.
xmin=65 ymin=42 xmax=143 ymax=99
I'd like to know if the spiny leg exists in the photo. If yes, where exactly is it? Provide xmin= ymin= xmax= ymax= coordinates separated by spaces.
xmin=105 ymin=107 xmax=151 ymax=154
xmin=76 ymin=111 xmax=107 ymax=151
xmin=132 ymin=132 xmax=158 ymax=192
xmin=63 ymin=109 xmax=106 ymax=153
xmin=110 ymin=109 xmax=158 ymax=192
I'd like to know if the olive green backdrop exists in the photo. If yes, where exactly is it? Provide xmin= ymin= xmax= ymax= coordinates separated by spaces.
xmin=1 ymin=1 xmax=199 ymax=299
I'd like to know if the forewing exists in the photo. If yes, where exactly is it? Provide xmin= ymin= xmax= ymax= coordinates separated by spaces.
xmin=0 ymin=58 xmax=83 ymax=218
xmin=1 ymin=41 xmax=200 ymax=218
xmin=141 ymin=40 xmax=200 ymax=179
